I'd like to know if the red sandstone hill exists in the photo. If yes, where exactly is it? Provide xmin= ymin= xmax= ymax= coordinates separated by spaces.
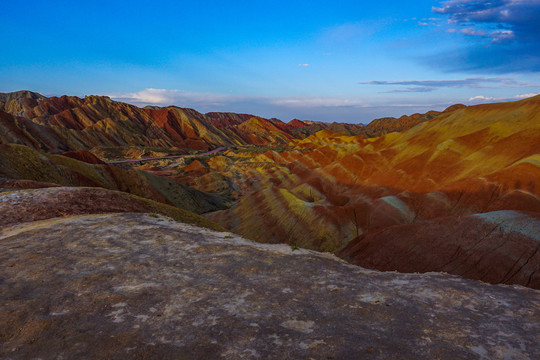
xmin=235 ymin=117 xmax=295 ymax=144
xmin=0 ymin=92 xmax=297 ymax=152
xmin=338 ymin=211 xmax=540 ymax=288
xmin=283 ymin=118 xmax=308 ymax=130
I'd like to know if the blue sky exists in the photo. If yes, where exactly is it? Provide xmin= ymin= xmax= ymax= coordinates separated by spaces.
xmin=1 ymin=0 xmax=539 ymax=123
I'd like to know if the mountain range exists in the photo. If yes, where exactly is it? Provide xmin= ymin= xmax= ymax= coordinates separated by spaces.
xmin=0 ymin=90 xmax=447 ymax=153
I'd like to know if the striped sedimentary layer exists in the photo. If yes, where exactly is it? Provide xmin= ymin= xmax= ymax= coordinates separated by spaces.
xmin=207 ymin=95 xmax=540 ymax=288
xmin=339 ymin=210 xmax=540 ymax=289
xmin=0 ymin=91 xmax=441 ymax=154
xmin=0 ymin=93 xmax=295 ymax=152
xmin=0 ymin=92 xmax=340 ymax=153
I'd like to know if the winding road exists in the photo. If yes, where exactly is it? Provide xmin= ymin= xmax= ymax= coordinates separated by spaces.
xmin=106 ymin=147 xmax=226 ymax=164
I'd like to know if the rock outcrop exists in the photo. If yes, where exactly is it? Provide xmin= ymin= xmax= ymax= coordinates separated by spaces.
xmin=1 ymin=212 xmax=539 ymax=359
xmin=0 ymin=186 xmax=225 ymax=231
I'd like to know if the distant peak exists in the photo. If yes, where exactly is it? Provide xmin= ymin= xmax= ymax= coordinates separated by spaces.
xmin=289 ymin=118 xmax=306 ymax=125
xmin=285 ymin=119 xmax=308 ymax=129
xmin=0 ymin=90 xmax=45 ymax=102
xmin=443 ymin=104 xmax=467 ymax=113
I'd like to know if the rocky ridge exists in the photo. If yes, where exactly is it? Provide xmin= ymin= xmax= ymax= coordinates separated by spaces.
xmin=0 ymin=91 xmax=438 ymax=153
xmin=1 ymin=210 xmax=539 ymax=359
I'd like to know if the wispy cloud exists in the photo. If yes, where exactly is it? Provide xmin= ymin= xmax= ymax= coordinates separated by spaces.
xmin=106 ymin=88 xmax=237 ymax=107
xmin=468 ymin=95 xmax=495 ymax=101
xmin=429 ymin=0 xmax=540 ymax=72
xmin=514 ymin=92 xmax=540 ymax=99
xmin=460 ymin=27 xmax=487 ymax=36
xmin=110 ymin=88 xmax=178 ymax=105
xmin=358 ymin=77 xmax=534 ymax=93
xmin=105 ymin=88 xmax=449 ymax=123
xmin=384 ymin=87 xmax=435 ymax=93
xmin=468 ymin=92 xmax=539 ymax=102
xmin=298 ymin=63 xmax=310 ymax=67
xmin=109 ymin=89 xmax=373 ymax=109
xmin=269 ymin=97 xmax=371 ymax=108
xmin=106 ymin=88 xmax=539 ymax=124
xmin=414 ymin=17 xmax=442 ymax=26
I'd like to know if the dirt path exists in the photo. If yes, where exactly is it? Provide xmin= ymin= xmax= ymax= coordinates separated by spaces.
xmin=106 ymin=146 xmax=226 ymax=164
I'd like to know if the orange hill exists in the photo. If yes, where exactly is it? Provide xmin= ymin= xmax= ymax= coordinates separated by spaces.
xmin=206 ymin=95 xmax=540 ymax=288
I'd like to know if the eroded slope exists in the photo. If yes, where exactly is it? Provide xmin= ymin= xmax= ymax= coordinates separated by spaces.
xmin=204 ymin=96 xmax=540 ymax=288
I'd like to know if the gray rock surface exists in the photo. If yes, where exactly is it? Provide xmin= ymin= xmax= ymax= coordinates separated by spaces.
xmin=1 ymin=213 xmax=539 ymax=359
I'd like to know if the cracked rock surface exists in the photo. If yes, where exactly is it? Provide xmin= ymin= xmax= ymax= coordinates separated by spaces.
xmin=1 ymin=213 xmax=539 ymax=359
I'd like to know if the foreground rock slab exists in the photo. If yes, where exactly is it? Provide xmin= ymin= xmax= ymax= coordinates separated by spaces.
xmin=1 ymin=213 xmax=539 ymax=359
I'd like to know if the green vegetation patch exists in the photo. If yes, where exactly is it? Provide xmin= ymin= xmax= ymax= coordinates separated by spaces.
xmin=0 ymin=144 xmax=66 ymax=184
xmin=46 ymin=154 xmax=109 ymax=188
xmin=137 ymin=170 xmax=228 ymax=214
xmin=127 ymin=193 xmax=227 ymax=232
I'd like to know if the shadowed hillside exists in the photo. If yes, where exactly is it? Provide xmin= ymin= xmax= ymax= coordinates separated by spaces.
xmin=0 ymin=144 xmax=228 ymax=214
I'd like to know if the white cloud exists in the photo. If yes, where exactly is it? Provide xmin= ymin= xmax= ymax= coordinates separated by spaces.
xmin=513 ymin=92 xmax=539 ymax=99
xmin=491 ymin=29 xmax=515 ymax=42
xmin=118 ymin=88 xmax=179 ymax=105
xmin=468 ymin=95 xmax=495 ymax=101
xmin=298 ymin=63 xmax=310 ymax=67
xmin=107 ymin=88 xmax=237 ymax=107
xmin=468 ymin=93 xmax=539 ymax=102
xmin=460 ymin=27 xmax=487 ymax=36
xmin=270 ymin=97 xmax=370 ymax=108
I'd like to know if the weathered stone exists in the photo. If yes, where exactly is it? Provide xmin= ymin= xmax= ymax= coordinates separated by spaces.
xmin=1 ymin=213 xmax=539 ymax=359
